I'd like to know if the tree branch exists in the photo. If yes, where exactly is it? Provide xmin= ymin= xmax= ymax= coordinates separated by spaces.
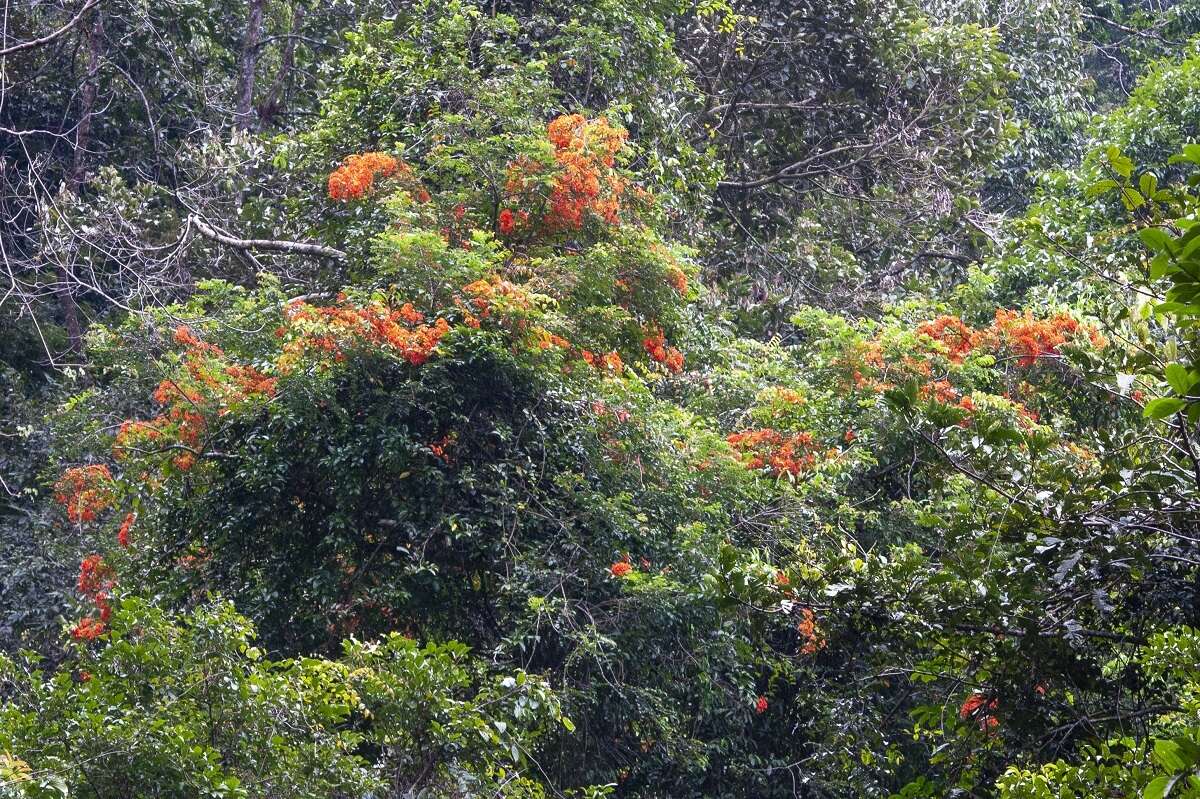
xmin=188 ymin=215 xmax=346 ymax=260
xmin=0 ymin=0 xmax=101 ymax=56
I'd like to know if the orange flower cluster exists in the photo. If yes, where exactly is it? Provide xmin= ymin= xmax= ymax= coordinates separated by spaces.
xmin=117 ymin=512 xmax=135 ymax=548
xmin=666 ymin=265 xmax=689 ymax=295
xmin=72 ymin=554 xmax=114 ymax=641
xmin=532 ymin=327 xmax=572 ymax=351
xmin=916 ymin=316 xmax=981 ymax=363
xmin=281 ymin=300 xmax=450 ymax=368
xmin=726 ymin=429 xmax=830 ymax=477
xmin=610 ymin=553 xmax=637 ymax=577
xmin=54 ymin=465 xmax=115 ymax=523
xmin=463 ymin=284 xmax=627 ymax=377
xmin=642 ymin=327 xmax=684 ymax=373
xmin=841 ymin=309 xmax=1107 ymax=429
xmin=797 ymin=607 xmax=826 ymax=655
xmin=327 ymin=152 xmax=403 ymax=201
xmin=581 ymin=349 xmax=625 ymax=375
xmin=429 ymin=434 xmax=456 ymax=464
xmin=920 ymin=379 xmax=960 ymax=405
xmin=72 ymin=617 xmax=106 ymax=641
xmin=914 ymin=311 xmax=1104 ymax=368
xmin=115 ymin=327 xmax=277 ymax=471
xmin=959 ymin=693 xmax=999 ymax=731
xmin=503 ymin=114 xmax=629 ymax=235
xmin=546 ymin=115 xmax=626 ymax=230
xmin=992 ymin=309 xmax=1107 ymax=366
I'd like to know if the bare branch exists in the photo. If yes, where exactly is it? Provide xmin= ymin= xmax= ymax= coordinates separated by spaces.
xmin=188 ymin=215 xmax=346 ymax=260
xmin=0 ymin=0 xmax=101 ymax=56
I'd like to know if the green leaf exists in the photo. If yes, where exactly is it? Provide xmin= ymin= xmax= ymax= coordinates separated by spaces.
xmin=1107 ymin=146 xmax=1134 ymax=179
xmin=1172 ymin=143 xmax=1200 ymax=165
xmin=1086 ymin=178 xmax=1120 ymax=198
xmin=1145 ymin=397 xmax=1187 ymax=420
xmin=1156 ymin=738 xmax=1188 ymax=771
xmin=1140 ymin=227 xmax=1174 ymax=253
xmin=1140 ymin=173 xmax=1159 ymax=197
xmin=1144 ymin=775 xmax=1171 ymax=799
xmin=1122 ymin=188 xmax=1147 ymax=210
xmin=1151 ymin=253 xmax=1179 ymax=279
xmin=1166 ymin=364 xmax=1194 ymax=395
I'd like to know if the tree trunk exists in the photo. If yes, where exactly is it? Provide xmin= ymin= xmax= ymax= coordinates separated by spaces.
xmin=234 ymin=0 xmax=265 ymax=129
xmin=61 ymin=7 xmax=104 ymax=354
xmin=257 ymin=2 xmax=304 ymax=129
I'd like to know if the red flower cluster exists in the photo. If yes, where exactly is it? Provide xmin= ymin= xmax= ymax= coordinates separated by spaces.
xmin=642 ymin=327 xmax=684 ymax=373
xmin=117 ymin=512 xmax=135 ymax=548
xmin=54 ymin=465 xmax=115 ymax=523
xmin=726 ymin=429 xmax=831 ymax=477
xmin=327 ymin=152 xmax=404 ymax=201
xmin=610 ymin=560 xmax=633 ymax=578
xmin=72 ymin=554 xmax=114 ymax=641
xmin=71 ymin=617 xmax=106 ymax=642
xmin=429 ymin=434 xmax=456 ymax=464
xmin=78 ymin=553 xmax=114 ymax=598
xmin=755 ymin=695 xmax=768 ymax=714
xmin=959 ymin=693 xmax=999 ymax=731
xmin=496 ymin=207 xmax=529 ymax=237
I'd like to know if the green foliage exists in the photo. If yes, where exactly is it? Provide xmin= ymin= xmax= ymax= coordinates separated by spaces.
xmin=0 ymin=596 xmax=565 ymax=798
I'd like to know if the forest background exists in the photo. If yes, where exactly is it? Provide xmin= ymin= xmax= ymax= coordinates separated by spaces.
xmin=6 ymin=0 xmax=1200 ymax=796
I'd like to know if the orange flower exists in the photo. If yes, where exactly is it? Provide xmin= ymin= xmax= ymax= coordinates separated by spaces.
xmin=71 ymin=617 xmax=106 ymax=641
xmin=727 ymin=429 xmax=829 ymax=477
xmin=599 ymin=351 xmax=624 ymax=374
xmin=916 ymin=316 xmax=980 ymax=363
xmin=429 ymin=434 xmax=455 ymax=464
xmin=642 ymin=327 xmax=684 ymax=373
xmin=797 ymin=607 xmax=826 ymax=655
xmin=498 ymin=208 xmax=516 ymax=236
xmin=959 ymin=693 xmax=999 ymax=731
xmin=327 ymin=152 xmax=401 ymax=201
xmin=117 ymin=512 xmax=135 ymax=547
xmin=666 ymin=265 xmax=689 ymax=294
xmin=989 ymin=309 xmax=1102 ymax=366
xmin=610 ymin=561 xmax=633 ymax=578
xmin=510 ymin=115 xmax=628 ymax=235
